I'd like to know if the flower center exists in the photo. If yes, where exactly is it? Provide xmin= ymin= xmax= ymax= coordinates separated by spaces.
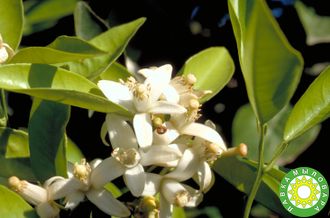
xmin=174 ymin=190 xmax=190 ymax=207
xmin=112 ymin=147 xmax=141 ymax=168
xmin=73 ymin=159 xmax=91 ymax=184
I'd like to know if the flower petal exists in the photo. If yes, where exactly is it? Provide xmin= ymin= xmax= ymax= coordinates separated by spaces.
xmin=181 ymin=122 xmax=227 ymax=151
xmin=36 ymin=202 xmax=60 ymax=218
xmin=97 ymin=80 xmax=134 ymax=111
xmin=160 ymin=193 xmax=173 ymax=218
xmin=153 ymin=122 xmax=180 ymax=145
xmin=195 ymin=162 xmax=214 ymax=193
xmin=86 ymin=188 xmax=130 ymax=217
xmin=182 ymin=184 xmax=203 ymax=207
xmin=143 ymin=64 xmax=173 ymax=103
xmin=106 ymin=114 xmax=138 ymax=149
xmin=140 ymin=145 xmax=182 ymax=167
xmin=49 ymin=178 xmax=84 ymax=200
xmin=149 ymin=101 xmax=186 ymax=114
xmin=123 ymin=164 xmax=146 ymax=197
xmin=163 ymin=85 xmax=180 ymax=103
xmin=91 ymin=157 xmax=125 ymax=189
xmin=142 ymin=173 xmax=162 ymax=196
xmin=165 ymin=148 xmax=198 ymax=182
xmin=133 ymin=113 xmax=153 ymax=148
xmin=65 ymin=191 xmax=85 ymax=210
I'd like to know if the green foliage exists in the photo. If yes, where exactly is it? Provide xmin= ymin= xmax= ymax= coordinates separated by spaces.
xmin=10 ymin=36 xmax=107 ymax=64
xmin=179 ymin=47 xmax=234 ymax=102
xmin=0 ymin=185 xmax=38 ymax=218
xmin=0 ymin=64 xmax=130 ymax=115
xmin=0 ymin=127 xmax=35 ymax=180
xmin=74 ymin=1 xmax=108 ymax=40
xmin=284 ymin=66 xmax=330 ymax=141
xmin=65 ymin=17 xmax=145 ymax=79
xmin=232 ymin=104 xmax=320 ymax=165
xmin=0 ymin=0 xmax=24 ymax=50
xmin=295 ymin=0 xmax=330 ymax=45
xmin=213 ymin=157 xmax=291 ymax=217
xmin=24 ymin=0 xmax=78 ymax=35
xmin=228 ymin=0 xmax=303 ymax=124
xmin=28 ymin=99 xmax=70 ymax=182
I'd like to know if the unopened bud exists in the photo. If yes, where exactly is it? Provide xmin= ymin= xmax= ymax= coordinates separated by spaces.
xmin=222 ymin=143 xmax=248 ymax=157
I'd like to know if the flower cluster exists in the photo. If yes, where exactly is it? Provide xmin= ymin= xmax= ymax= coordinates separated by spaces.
xmin=8 ymin=64 xmax=247 ymax=218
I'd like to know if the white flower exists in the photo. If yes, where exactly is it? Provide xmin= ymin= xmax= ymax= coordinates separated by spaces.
xmin=142 ymin=149 xmax=203 ymax=218
xmin=49 ymin=159 xmax=130 ymax=217
xmin=92 ymin=114 xmax=184 ymax=197
xmin=0 ymin=34 xmax=14 ymax=64
xmin=8 ymin=176 xmax=65 ymax=218
xmin=98 ymin=64 xmax=187 ymax=148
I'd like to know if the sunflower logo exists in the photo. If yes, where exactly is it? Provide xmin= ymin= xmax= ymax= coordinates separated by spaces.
xmin=279 ymin=167 xmax=329 ymax=217
xmin=288 ymin=176 xmax=320 ymax=208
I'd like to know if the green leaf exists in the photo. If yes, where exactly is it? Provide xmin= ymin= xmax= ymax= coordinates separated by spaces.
xmin=97 ymin=62 xmax=132 ymax=82
xmin=0 ymin=185 xmax=38 ymax=218
xmin=0 ymin=127 xmax=35 ymax=180
xmin=65 ymin=17 xmax=146 ymax=79
xmin=10 ymin=36 xmax=107 ymax=64
xmin=173 ymin=207 xmax=186 ymax=218
xmin=295 ymin=1 xmax=330 ymax=45
xmin=232 ymin=104 xmax=320 ymax=165
xmin=74 ymin=1 xmax=108 ymax=40
xmin=228 ymin=0 xmax=303 ymax=123
xmin=213 ymin=157 xmax=291 ymax=216
xmin=284 ymin=66 xmax=330 ymax=141
xmin=179 ymin=47 xmax=234 ymax=102
xmin=66 ymin=136 xmax=84 ymax=164
xmin=28 ymin=99 xmax=70 ymax=182
xmin=0 ymin=64 xmax=130 ymax=115
xmin=0 ymin=0 xmax=24 ymax=50
xmin=24 ymin=0 xmax=78 ymax=35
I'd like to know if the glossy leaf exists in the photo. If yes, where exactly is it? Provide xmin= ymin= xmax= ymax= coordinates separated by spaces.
xmin=24 ymin=0 xmax=78 ymax=35
xmin=74 ymin=1 xmax=108 ymax=40
xmin=0 ymin=64 xmax=130 ymax=115
xmin=10 ymin=36 xmax=106 ymax=64
xmin=232 ymin=104 xmax=320 ymax=165
xmin=284 ymin=66 xmax=330 ymax=141
xmin=213 ymin=157 xmax=291 ymax=216
xmin=0 ymin=127 xmax=35 ymax=181
xmin=179 ymin=47 xmax=234 ymax=102
xmin=28 ymin=99 xmax=70 ymax=182
xmin=0 ymin=185 xmax=38 ymax=218
xmin=228 ymin=0 xmax=303 ymax=123
xmin=65 ymin=17 xmax=146 ymax=79
xmin=0 ymin=0 xmax=23 ymax=50
xmin=295 ymin=0 xmax=330 ymax=45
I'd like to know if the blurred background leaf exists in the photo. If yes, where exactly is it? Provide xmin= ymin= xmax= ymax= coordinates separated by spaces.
xmin=24 ymin=0 xmax=79 ymax=35
xmin=295 ymin=0 xmax=330 ymax=45
xmin=232 ymin=104 xmax=320 ymax=165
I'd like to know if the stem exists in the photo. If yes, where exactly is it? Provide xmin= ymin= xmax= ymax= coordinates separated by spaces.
xmin=264 ymin=141 xmax=288 ymax=172
xmin=243 ymin=123 xmax=267 ymax=218
xmin=0 ymin=89 xmax=8 ymax=126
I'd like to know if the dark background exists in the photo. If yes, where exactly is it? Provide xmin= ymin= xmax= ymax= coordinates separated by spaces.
xmin=9 ymin=0 xmax=329 ymax=217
